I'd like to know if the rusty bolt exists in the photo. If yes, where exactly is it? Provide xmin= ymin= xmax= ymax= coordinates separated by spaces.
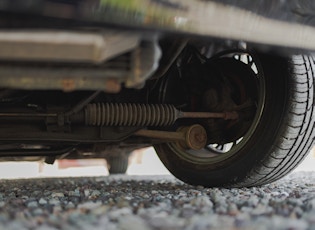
xmin=61 ymin=79 xmax=76 ymax=92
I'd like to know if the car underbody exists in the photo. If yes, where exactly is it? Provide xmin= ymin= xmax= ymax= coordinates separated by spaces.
xmin=0 ymin=29 xmax=248 ymax=161
xmin=0 ymin=0 xmax=314 ymax=187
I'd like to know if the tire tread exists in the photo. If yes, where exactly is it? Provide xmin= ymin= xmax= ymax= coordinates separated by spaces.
xmin=242 ymin=55 xmax=315 ymax=186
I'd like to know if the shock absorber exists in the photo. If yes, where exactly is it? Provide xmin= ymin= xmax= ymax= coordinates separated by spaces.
xmin=82 ymin=103 xmax=238 ymax=127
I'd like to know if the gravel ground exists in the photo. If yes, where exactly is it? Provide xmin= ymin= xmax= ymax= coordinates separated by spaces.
xmin=0 ymin=172 xmax=314 ymax=230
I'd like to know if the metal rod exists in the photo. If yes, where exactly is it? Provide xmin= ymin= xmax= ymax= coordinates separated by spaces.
xmin=0 ymin=113 xmax=57 ymax=117
xmin=134 ymin=124 xmax=207 ymax=150
xmin=64 ymin=90 xmax=101 ymax=116
xmin=0 ymin=104 xmax=239 ymax=124
xmin=134 ymin=129 xmax=185 ymax=141
xmin=179 ymin=111 xmax=239 ymax=120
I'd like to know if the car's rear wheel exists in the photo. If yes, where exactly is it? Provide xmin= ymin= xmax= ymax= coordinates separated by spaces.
xmin=154 ymin=51 xmax=315 ymax=187
xmin=105 ymin=153 xmax=130 ymax=174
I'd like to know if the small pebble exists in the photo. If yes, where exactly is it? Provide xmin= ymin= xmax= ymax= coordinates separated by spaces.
xmin=38 ymin=198 xmax=47 ymax=205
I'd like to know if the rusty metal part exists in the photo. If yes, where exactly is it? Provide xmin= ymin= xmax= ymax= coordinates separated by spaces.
xmin=135 ymin=124 xmax=207 ymax=150
xmin=0 ymin=30 xmax=140 ymax=63
xmin=177 ymin=125 xmax=208 ymax=150
xmin=0 ymin=72 xmax=123 ymax=92
xmin=0 ymin=59 xmax=127 ymax=92
xmin=0 ymin=35 xmax=159 ymax=92
xmin=125 ymin=40 xmax=161 ymax=88
xmin=134 ymin=129 xmax=185 ymax=142
xmin=83 ymin=103 xmax=239 ymax=127
xmin=179 ymin=111 xmax=239 ymax=120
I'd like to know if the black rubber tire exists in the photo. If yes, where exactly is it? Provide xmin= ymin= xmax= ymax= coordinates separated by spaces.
xmin=154 ymin=53 xmax=315 ymax=187
xmin=106 ymin=155 xmax=129 ymax=174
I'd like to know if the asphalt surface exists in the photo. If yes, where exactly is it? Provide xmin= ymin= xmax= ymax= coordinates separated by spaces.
xmin=0 ymin=172 xmax=314 ymax=230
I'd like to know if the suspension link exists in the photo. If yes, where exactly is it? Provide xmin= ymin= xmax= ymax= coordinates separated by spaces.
xmin=134 ymin=124 xmax=208 ymax=150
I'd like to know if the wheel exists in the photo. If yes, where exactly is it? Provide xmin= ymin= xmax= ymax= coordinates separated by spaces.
xmin=154 ymin=51 xmax=315 ymax=187
xmin=106 ymin=154 xmax=129 ymax=174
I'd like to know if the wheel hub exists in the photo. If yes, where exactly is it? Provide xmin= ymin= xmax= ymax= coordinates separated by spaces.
xmin=152 ymin=50 xmax=260 ymax=148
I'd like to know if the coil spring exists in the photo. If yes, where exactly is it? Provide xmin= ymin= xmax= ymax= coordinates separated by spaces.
xmin=85 ymin=103 xmax=179 ymax=126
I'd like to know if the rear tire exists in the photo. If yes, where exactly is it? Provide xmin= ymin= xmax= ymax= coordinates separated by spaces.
xmin=106 ymin=154 xmax=129 ymax=174
xmin=154 ymin=53 xmax=315 ymax=187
